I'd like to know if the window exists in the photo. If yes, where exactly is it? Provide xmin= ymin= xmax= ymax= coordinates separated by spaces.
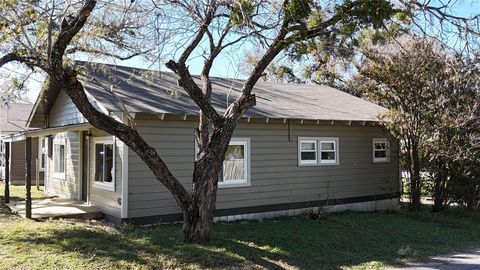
xmin=39 ymin=137 xmax=47 ymax=171
xmin=298 ymin=137 xmax=339 ymax=166
xmin=53 ymin=140 xmax=66 ymax=179
xmin=373 ymin=138 xmax=390 ymax=163
xmin=319 ymin=141 xmax=337 ymax=164
xmin=93 ymin=137 xmax=115 ymax=191
xmin=299 ymin=140 xmax=317 ymax=164
xmin=195 ymin=138 xmax=250 ymax=188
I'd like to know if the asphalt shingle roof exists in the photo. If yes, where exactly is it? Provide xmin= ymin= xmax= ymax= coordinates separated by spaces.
xmin=76 ymin=62 xmax=385 ymax=122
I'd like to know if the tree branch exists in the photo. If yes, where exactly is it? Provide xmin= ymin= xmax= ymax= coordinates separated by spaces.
xmin=44 ymin=0 xmax=196 ymax=212
xmin=0 ymin=52 xmax=48 ymax=72
xmin=61 ymin=73 xmax=195 ymax=212
xmin=50 ymin=0 xmax=97 ymax=70
xmin=165 ymin=2 xmax=222 ymax=126
xmin=65 ymin=47 xmax=152 ymax=61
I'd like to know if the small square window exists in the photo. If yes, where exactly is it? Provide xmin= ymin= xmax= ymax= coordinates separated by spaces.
xmin=373 ymin=138 xmax=390 ymax=163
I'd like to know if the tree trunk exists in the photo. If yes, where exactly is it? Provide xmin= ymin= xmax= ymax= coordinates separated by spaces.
xmin=182 ymin=196 xmax=215 ymax=242
xmin=409 ymin=145 xmax=422 ymax=211
xmin=182 ymin=157 xmax=220 ymax=242
xmin=432 ymin=159 xmax=447 ymax=212
xmin=182 ymin=125 xmax=235 ymax=242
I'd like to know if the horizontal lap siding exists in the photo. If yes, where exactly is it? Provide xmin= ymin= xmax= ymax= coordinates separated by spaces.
xmin=9 ymin=138 xmax=40 ymax=185
xmin=49 ymin=91 xmax=87 ymax=127
xmin=88 ymin=129 xmax=122 ymax=218
xmin=128 ymin=118 xmax=400 ymax=218
xmin=45 ymin=132 xmax=79 ymax=199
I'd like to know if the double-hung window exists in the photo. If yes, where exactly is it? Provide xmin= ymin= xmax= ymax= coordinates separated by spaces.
xmin=299 ymin=140 xmax=317 ymax=164
xmin=298 ymin=137 xmax=339 ymax=166
xmin=53 ymin=139 xmax=66 ymax=179
xmin=373 ymin=138 xmax=390 ymax=163
xmin=195 ymin=138 xmax=250 ymax=188
xmin=93 ymin=137 xmax=115 ymax=191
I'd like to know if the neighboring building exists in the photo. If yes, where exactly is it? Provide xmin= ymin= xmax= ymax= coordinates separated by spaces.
xmin=0 ymin=103 xmax=42 ymax=185
xmin=26 ymin=63 xmax=400 ymax=223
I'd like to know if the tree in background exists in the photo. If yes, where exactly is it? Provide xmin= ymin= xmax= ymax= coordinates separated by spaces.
xmin=355 ymin=37 xmax=480 ymax=211
xmin=426 ymin=56 xmax=480 ymax=211
xmin=356 ymin=37 xmax=445 ymax=210
xmin=0 ymin=0 xmax=478 ymax=241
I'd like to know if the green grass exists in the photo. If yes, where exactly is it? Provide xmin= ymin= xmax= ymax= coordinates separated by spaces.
xmin=1 ymin=186 xmax=480 ymax=270
xmin=0 ymin=182 xmax=48 ymax=201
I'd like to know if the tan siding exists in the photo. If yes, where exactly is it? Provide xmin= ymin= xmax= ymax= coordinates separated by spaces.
xmin=9 ymin=138 xmax=40 ymax=185
xmin=45 ymin=132 xmax=80 ymax=199
xmin=49 ymin=91 xmax=87 ymax=127
xmin=127 ymin=118 xmax=400 ymax=218
xmin=88 ymin=129 xmax=122 ymax=218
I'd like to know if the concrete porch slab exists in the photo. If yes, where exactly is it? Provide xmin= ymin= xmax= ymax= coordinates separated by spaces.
xmin=6 ymin=198 xmax=102 ymax=220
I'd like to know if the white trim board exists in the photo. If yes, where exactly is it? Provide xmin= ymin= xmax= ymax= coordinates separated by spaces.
xmin=120 ymin=113 xmax=129 ymax=218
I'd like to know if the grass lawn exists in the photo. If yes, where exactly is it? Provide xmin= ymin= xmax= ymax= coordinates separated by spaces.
xmin=1 ymin=185 xmax=480 ymax=270
xmin=0 ymin=182 xmax=48 ymax=201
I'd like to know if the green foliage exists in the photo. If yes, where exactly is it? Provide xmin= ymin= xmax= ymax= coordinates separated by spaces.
xmin=355 ymin=37 xmax=480 ymax=211
xmin=335 ymin=0 xmax=398 ymax=30
xmin=231 ymin=0 xmax=254 ymax=28
xmin=284 ymin=0 xmax=313 ymax=23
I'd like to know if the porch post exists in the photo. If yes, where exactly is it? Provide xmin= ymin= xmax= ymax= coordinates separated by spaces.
xmin=25 ymin=137 xmax=32 ymax=219
xmin=4 ymin=142 xmax=10 ymax=203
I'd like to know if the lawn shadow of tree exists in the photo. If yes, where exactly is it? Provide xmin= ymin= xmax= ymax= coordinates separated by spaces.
xmin=8 ymin=211 xmax=480 ymax=270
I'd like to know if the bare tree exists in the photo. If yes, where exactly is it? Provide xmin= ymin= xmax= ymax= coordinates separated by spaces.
xmin=0 ymin=0 xmax=478 ymax=242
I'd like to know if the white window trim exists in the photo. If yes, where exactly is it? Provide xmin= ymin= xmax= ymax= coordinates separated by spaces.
xmin=194 ymin=137 xmax=251 ymax=189
xmin=298 ymin=137 xmax=340 ymax=166
xmin=38 ymin=137 xmax=47 ymax=172
xmin=298 ymin=140 xmax=318 ymax=165
xmin=220 ymin=138 xmax=251 ymax=188
xmin=319 ymin=140 xmax=338 ymax=165
xmin=53 ymin=138 xmax=66 ymax=180
xmin=92 ymin=136 xmax=116 ymax=192
xmin=373 ymin=138 xmax=390 ymax=163
xmin=0 ymin=140 xmax=4 ymax=167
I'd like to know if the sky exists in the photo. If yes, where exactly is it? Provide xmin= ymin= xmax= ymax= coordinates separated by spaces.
xmin=1 ymin=0 xmax=479 ymax=104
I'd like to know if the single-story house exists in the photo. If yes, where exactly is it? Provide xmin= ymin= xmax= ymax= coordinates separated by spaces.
xmin=0 ymin=103 xmax=43 ymax=185
xmin=25 ymin=62 xmax=400 ymax=224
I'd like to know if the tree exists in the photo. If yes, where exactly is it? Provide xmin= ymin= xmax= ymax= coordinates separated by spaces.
xmin=0 ymin=0 xmax=477 ymax=242
xmin=426 ymin=56 xmax=480 ymax=211
xmin=355 ymin=36 xmax=480 ymax=211
xmin=355 ymin=37 xmax=446 ymax=211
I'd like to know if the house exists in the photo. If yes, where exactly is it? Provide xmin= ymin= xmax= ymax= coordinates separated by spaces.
xmin=0 ymin=103 xmax=43 ymax=185
xmin=25 ymin=62 xmax=400 ymax=224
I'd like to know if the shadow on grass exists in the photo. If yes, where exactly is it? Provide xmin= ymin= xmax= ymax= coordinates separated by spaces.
xmin=7 ymin=209 xmax=480 ymax=270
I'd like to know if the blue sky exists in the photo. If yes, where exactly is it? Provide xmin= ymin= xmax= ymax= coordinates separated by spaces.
xmin=2 ymin=0 xmax=479 ymax=103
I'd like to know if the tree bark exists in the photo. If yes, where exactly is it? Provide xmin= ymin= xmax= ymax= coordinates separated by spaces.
xmin=409 ymin=145 xmax=422 ymax=211
xmin=432 ymin=158 xmax=447 ymax=212
xmin=183 ymin=124 xmax=235 ymax=242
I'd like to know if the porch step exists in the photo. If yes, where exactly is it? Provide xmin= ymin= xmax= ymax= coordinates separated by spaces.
xmin=6 ymin=198 xmax=103 ymax=220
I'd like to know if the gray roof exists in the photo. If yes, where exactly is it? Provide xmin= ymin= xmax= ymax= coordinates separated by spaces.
xmin=79 ymin=62 xmax=386 ymax=122
xmin=0 ymin=103 xmax=32 ymax=134
xmin=28 ymin=62 xmax=387 ymax=128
